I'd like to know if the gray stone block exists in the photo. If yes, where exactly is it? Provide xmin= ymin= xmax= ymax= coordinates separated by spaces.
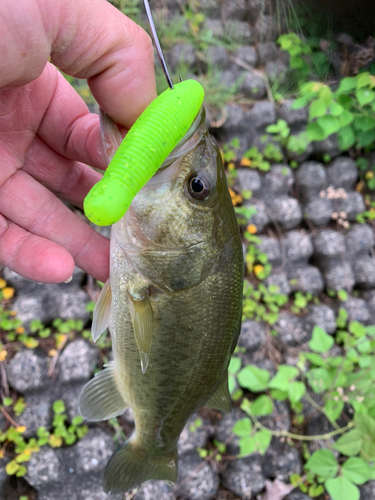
xmin=70 ymin=428 xmax=114 ymax=474
xmin=304 ymin=198 xmax=333 ymax=226
xmin=262 ymin=438 xmax=302 ymax=480
xmin=243 ymin=201 xmax=270 ymax=232
xmin=240 ymin=71 xmax=267 ymax=99
xmin=214 ymin=408 xmax=246 ymax=455
xmin=278 ymin=100 xmax=308 ymax=128
xmin=263 ymin=165 xmax=294 ymax=196
xmin=133 ymin=480 xmax=173 ymax=500
xmin=205 ymin=46 xmax=230 ymax=68
xmin=326 ymin=157 xmax=358 ymax=189
xmin=58 ymin=340 xmax=98 ymax=383
xmin=167 ymin=43 xmax=197 ymax=72
xmin=313 ymin=230 xmax=346 ymax=257
xmin=250 ymin=101 xmax=277 ymax=130
xmin=312 ymin=134 xmax=341 ymax=160
xmin=222 ymin=0 xmax=248 ymax=21
xmin=285 ymin=491 xmax=312 ymax=500
xmin=266 ymin=60 xmax=288 ymax=83
xmin=284 ymin=231 xmax=313 ymax=263
xmin=233 ymin=45 xmax=259 ymax=68
xmin=177 ymin=414 xmax=211 ymax=456
xmin=204 ymin=19 xmax=224 ymax=39
xmin=18 ymin=393 xmax=53 ymax=438
xmin=265 ymin=272 xmax=292 ymax=295
xmin=307 ymin=304 xmax=337 ymax=334
xmin=257 ymin=236 xmax=282 ymax=267
xmin=224 ymin=20 xmax=253 ymax=44
xmin=238 ymin=320 xmax=267 ymax=353
xmin=220 ymin=454 xmax=265 ymax=498
xmin=354 ymin=257 xmax=375 ymax=289
xmin=255 ymin=14 xmax=278 ymax=42
xmin=236 ymin=169 xmax=262 ymax=194
xmin=3 ymin=266 xmax=85 ymax=294
xmin=324 ymin=262 xmax=355 ymax=292
xmin=362 ymin=290 xmax=375 ymax=323
xmin=274 ymin=312 xmax=311 ymax=347
xmin=360 ymin=480 xmax=375 ymax=500
xmin=346 ymin=223 xmax=374 ymax=255
xmin=258 ymin=42 xmax=279 ymax=64
xmin=295 ymin=161 xmax=327 ymax=201
xmin=7 ymin=349 xmax=50 ymax=393
xmin=175 ymin=451 xmax=219 ymax=500
xmin=270 ymin=196 xmax=303 ymax=230
xmin=335 ymin=191 xmax=366 ymax=221
xmin=288 ymin=266 xmax=324 ymax=295
xmin=248 ymin=0 xmax=263 ymax=24
xmin=258 ymin=400 xmax=291 ymax=432
xmin=341 ymin=297 xmax=371 ymax=324
xmin=26 ymin=448 xmax=61 ymax=488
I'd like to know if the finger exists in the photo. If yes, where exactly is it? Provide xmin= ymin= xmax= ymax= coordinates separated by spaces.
xmin=1 ymin=0 xmax=157 ymax=129
xmin=0 ymin=215 xmax=75 ymax=284
xmin=35 ymin=65 xmax=109 ymax=171
xmin=23 ymin=134 xmax=102 ymax=208
xmin=0 ymin=170 xmax=110 ymax=282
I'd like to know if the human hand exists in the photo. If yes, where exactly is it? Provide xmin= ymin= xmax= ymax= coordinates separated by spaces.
xmin=0 ymin=0 xmax=156 ymax=284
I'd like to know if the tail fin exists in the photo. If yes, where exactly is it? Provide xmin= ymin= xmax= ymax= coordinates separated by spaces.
xmin=103 ymin=437 xmax=178 ymax=494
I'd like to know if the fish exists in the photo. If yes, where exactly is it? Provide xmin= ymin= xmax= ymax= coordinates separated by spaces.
xmin=78 ymin=107 xmax=244 ymax=494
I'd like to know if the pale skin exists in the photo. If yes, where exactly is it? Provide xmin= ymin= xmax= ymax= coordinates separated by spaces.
xmin=0 ymin=0 xmax=157 ymax=284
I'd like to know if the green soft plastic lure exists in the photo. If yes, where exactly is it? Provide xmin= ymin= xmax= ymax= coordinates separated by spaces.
xmin=84 ymin=79 xmax=205 ymax=226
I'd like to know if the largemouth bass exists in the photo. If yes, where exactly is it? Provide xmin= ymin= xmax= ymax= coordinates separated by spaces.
xmin=79 ymin=108 xmax=243 ymax=494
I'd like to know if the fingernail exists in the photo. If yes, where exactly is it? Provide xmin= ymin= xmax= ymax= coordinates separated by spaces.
xmin=64 ymin=276 xmax=73 ymax=284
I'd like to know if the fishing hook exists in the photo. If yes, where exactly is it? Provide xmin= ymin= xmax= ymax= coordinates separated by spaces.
xmin=144 ymin=0 xmax=174 ymax=89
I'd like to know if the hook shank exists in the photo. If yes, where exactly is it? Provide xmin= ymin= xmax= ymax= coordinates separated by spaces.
xmin=143 ymin=0 xmax=174 ymax=89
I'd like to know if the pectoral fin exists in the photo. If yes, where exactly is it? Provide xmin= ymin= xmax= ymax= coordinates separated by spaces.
xmin=205 ymin=372 xmax=231 ymax=413
xmin=128 ymin=293 xmax=154 ymax=375
xmin=79 ymin=362 xmax=128 ymax=421
xmin=92 ymin=279 xmax=111 ymax=342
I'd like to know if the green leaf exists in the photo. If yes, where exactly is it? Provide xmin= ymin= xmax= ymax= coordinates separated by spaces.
xmin=334 ymin=429 xmax=363 ymax=457
xmin=324 ymin=398 xmax=344 ymax=422
xmin=317 ymin=115 xmax=340 ymax=137
xmin=237 ymin=365 xmax=270 ymax=392
xmin=339 ymin=109 xmax=354 ymax=128
xmin=305 ymin=449 xmax=338 ymax=478
xmin=308 ymin=326 xmax=334 ymax=353
xmin=232 ymin=418 xmax=252 ymax=437
xmin=309 ymin=99 xmax=327 ymax=119
xmin=72 ymin=416 xmax=84 ymax=426
xmin=52 ymin=400 xmax=66 ymax=415
xmin=5 ymin=460 xmax=20 ymax=475
xmin=329 ymin=101 xmax=344 ymax=116
xmin=306 ymin=367 xmax=330 ymax=393
xmin=342 ymin=457 xmax=371 ymax=485
xmin=3 ymin=397 xmax=13 ymax=407
xmin=356 ymin=73 xmax=372 ymax=89
xmin=228 ymin=357 xmax=241 ymax=374
xmin=269 ymin=365 xmax=299 ymax=391
xmin=355 ymin=413 xmax=375 ymax=438
xmin=304 ymin=352 xmax=326 ymax=366
xmin=336 ymin=77 xmax=357 ymax=94
xmin=307 ymin=122 xmax=325 ymax=141
xmin=357 ymin=129 xmax=375 ymax=148
xmin=357 ymin=88 xmax=375 ymax=106
xmin=251 ymin=395 xmax=273 ymax=416
xmin=353 ymin=116 xmax=375 ymax=132
xmin=238 ymin=435 xmax=256 ymax=456
xmin=288 ymin=381 xmax=306 ymax=403
xmin=325 ymin=477 xmax=360 ymax=500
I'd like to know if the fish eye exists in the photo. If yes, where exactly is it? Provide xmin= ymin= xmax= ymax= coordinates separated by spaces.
xmin=186 ymin=173 xmax=213 ymax=201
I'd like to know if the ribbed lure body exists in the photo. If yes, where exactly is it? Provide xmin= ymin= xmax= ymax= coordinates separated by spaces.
xmin=84 ymin=79 xmax=205 ymax=226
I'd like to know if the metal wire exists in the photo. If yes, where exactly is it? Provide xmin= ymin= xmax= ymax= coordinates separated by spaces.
xmin=143 ymin=0 xmax=174 ymax=89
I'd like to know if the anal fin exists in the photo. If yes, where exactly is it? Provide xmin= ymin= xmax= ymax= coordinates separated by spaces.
xmin=92 ymin=278 xmax=111 ymax=342
xmin=79 ymin=362 xmax=127 ymax=421
xmin=205 ymin=371 xmax=231 ymax=413
xmin=128 ymin=292 xmax=154 ymax=375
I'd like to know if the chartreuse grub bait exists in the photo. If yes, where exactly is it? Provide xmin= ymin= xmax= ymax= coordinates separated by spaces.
xmin=84 ymin=79 xmax=205 ymax=226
